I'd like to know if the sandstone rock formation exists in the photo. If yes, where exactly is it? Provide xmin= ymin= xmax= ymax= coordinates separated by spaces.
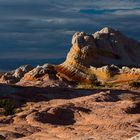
xmin=0 ymin=65 xmax=33 ymax=84
xmin=0 ymin=64 xmax=69 ymax=87
xmin=22 ymin=64 xmax=58 ymax=81
xmin=0 ymin=28 xmax=140 ymax=140
xmin=18 ymin=64 xmax=68 ymax=87
xmin=56 ymin=27 xmax=140 ymax=83
xmin=67 ymin=27 xmax=140 ymax=67
xmin=0 ymin=27 xmax=140 ymax=86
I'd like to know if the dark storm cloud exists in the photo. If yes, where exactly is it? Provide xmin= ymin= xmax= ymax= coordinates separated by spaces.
xmin=0 ymin=0 xmax=139 ymax=61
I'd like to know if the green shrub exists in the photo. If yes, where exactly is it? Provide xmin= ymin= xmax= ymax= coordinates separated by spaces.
xmin=129 ymin=81 xmax=140 ymax=87
xmin=92 ymin=80 xmax=101 ymax=87
xmin=0 ymin=99 xmax=15 ymax=116
xmin=76 ymin=84 xmax=94 ymax=89
xmin=104 ymin=82 xmax=114 ymax=88
xmin=77 ymin=80 xmax=102 ymax=89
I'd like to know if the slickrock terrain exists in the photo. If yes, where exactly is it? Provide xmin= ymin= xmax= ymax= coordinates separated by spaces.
xmin=0 ymin=27 xmax=140 ymax=140
xmin=0 ymin=84 xmax=139 ymax=140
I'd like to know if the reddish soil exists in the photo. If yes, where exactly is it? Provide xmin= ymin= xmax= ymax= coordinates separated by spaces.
xmin=0 ymin=84 xmax=140 ymax=140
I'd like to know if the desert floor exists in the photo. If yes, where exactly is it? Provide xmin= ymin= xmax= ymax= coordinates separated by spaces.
xmin=0 ymin=84 xmax=140 ymax=140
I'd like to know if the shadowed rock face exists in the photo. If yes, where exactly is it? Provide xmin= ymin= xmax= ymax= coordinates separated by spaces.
xmin=65 ymin=27 xmax=140 ymax=67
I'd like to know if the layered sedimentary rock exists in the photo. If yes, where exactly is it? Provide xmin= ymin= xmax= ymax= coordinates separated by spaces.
xmin=0 ymin=65 xmax=33 ymax=84
xmin=0 ymin=64 xmax=68 ymax=87
xmin=65 ymin=27 xmax=140 ymax=67
xmin=56 ymin=27 xmax=140 ymax=83
xmin=0 ymin=27 xmax=140 ymax=85
xmin=19 ymin=64 xmax=68 ymax=87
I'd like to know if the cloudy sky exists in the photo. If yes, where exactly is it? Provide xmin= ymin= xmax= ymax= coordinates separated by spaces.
xmin=0 ymin=0 xmax=140 ymax=70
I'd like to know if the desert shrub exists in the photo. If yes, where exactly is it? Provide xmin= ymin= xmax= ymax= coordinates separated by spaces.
xmin=0 ymin=99 xmax=15 ymax=116
xmin=90 ymin=74 xmax=101 ymax=86
xmin=76 ymin=84 xmax=94 ymax=89
xmin=77 ymin=80 xmax=102 ymax=89
xmin=90 ymin=74 xmax=97 ymax=80
xmin=92 ymin=80 xmax=101 ymax=87
xmin=76 ymin=74 xmax=102 ymax=89
xmin=129 ymin=81 xmax=140 ymax=87
xmin=104 ymin=82 xmax=114 ymax=88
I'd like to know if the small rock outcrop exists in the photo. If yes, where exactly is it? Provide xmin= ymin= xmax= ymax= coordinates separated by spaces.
xmin=22 ymin=64 xmax=58 ymax=81
xmin=0 ymin=65 xmax=33 ymax=84
xmin=0 ymin=64 xmax=69 ymax=87
xmin=18 ymin=64 xmax=69 ymax=88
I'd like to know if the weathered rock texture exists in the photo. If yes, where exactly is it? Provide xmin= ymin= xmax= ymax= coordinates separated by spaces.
xmin=0 ymin=84 xmax=140 ymax=140
xmin=19 ymin=64 xmax=68 ymax=87
xmin=0 ymin=64 xmax=68 ymax=88
xmin=0 ymin=65 xmax=33 ymax=84
xmin=66 ymin=27 xmax=140 ymax=67
xmin=0 ymin=27 xmax=140 ymax=85
xmin=56 ymin=27 xmax=140 ymax=83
